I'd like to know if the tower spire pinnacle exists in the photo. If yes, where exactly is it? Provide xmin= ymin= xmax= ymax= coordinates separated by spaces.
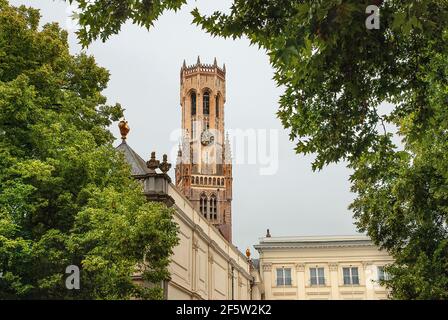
xmin=225 ymin=132 xmax=232 ymax=162
xmin=197 ymin=55 xmax=201 ymax=65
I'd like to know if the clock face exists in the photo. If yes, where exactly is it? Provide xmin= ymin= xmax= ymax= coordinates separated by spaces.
xmin=201 ymin=130 xmax=214 ymax=146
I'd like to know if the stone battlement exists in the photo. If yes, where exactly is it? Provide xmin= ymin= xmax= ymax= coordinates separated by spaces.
xmin=181 ymin=57 xmax=226 ymax=79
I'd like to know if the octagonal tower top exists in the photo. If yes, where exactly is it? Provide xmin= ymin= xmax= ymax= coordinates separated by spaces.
xmin=180 ymin=56 xmax=226 ymax=84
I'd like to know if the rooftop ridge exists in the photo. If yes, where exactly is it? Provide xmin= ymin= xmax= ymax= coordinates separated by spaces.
xmin=258 ymin=234 xmax=371 ymax=243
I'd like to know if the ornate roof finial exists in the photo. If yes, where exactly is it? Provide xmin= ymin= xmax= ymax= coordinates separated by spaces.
xmin=183 ymin=59 xmax=186 ymax=69
xmin=223 ymin=63 xmax=226 ymax=72
xmin=214 ymin=57 xmax=217 ymax=66
xmin=245 ymin=247 xmax=251 ymax=260
xmin=224 ymin=132 xmax=232 ymax=162
xmin=197 ymin=55 xmax=201 ymax=65
xmin=159 ymin=154 xmax=172 ymax=174
xmin=146 ymin=151 xmax=160 ymax=171
xmin=176 ymin=146 xmax=182 ymax=165
xmin=266 ymin=229 xmax=271 ymax=238
xmin=118 ymin=118 xmax=130 ymax=140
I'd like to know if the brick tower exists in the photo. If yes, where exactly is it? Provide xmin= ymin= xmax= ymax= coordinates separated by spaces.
xmin=175 ymin=57 xmax=233 ymax=242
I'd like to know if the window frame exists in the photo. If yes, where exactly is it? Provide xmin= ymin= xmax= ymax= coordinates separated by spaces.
xmin=215 ymin=95 xmax=219 ymax=117
xmin=203 ymin=91 xmax=210 ymax=115
xmin=210 ymin=194 xmax=217 ymax=220
xmin=191 ymin=92 xmax=196 ymax=116
xmin=342 ymin=267 xmax=360 ymax=285
xmin=199 ymin=193 xmax=208 ymax=218
xmin=309 ymin=267 xmax=325 ymax=286
xmin=377 ymin=266 xmax=390 ymax=282
xmin=276 ymin=267 xmax=292 ymax=287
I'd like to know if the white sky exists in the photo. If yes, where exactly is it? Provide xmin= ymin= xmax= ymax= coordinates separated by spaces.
xmin=11 ymin=0 xmax=361 ymax=255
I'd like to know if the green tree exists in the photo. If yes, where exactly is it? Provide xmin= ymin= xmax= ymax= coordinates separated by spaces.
xmin=0 ymin=0 xmax=178 ymax=299
xmin=69 ymin=0 xmax=448 ymax=299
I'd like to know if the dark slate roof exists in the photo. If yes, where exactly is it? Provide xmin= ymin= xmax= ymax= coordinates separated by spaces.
xmin=116 ymin=141 xmax=150 ymax=176
xmin=251 ymin=258 xmax=260 ymax=270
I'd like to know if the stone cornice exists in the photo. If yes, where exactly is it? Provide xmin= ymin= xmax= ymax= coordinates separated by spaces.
xmin=144 ymin=191 xmax=175 ymax=207
xmin=254 ymin=241 xmax=375 ymax=251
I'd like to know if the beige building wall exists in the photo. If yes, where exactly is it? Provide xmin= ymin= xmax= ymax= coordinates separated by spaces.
xmin=254 ymin=235 xmax=393 ymax=300
xmin=167 ymin=183 xmax=252 ymax=300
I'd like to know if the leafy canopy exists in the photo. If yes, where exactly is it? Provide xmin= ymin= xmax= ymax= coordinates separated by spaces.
xmin=0 ymin=0 xmax=178 ymax=299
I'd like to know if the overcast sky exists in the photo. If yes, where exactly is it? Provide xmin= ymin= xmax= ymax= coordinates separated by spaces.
xmin=12 ymin=0 xmax=361 ymax=254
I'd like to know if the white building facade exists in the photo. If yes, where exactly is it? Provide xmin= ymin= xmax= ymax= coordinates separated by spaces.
xmin=254 ymin=235 xmax=393 ymax=300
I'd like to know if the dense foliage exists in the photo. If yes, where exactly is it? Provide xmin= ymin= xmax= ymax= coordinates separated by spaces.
xmin=0 ymin=0 xmax=178 ymax=299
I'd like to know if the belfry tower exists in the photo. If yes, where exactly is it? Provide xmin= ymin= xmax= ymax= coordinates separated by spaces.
xmin=175 ymin=57 xmax=233 ymax=242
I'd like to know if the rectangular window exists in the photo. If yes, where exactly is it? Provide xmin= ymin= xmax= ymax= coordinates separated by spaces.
xmin=215 ymin=96 xmax=220 ymax=118
xmin=203 ymin=92 xmax=210 ymax=115
xmin=378 ymin=266 xmax=390 ymax=281
xmin=285 ymin=268 xmax=292 ymax=285
xmin=276 ymin=268 xmax=283 ymax=286
xmin=276 ymin=268 xmax=292 ymax=286
xmin=352 ymin=267 xmax=359 ymax=285
xmin=343 ymin=267 xmax=350 ymax=285
xmin=343 ymin=267 xmax=360 ymax=285
xmin=310 ymin=267 xmax=325 ymax=286
xmin=191 ymin=93 xmax=196 ymax=116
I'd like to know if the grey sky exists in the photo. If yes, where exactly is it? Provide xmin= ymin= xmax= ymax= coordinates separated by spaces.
xmin=12 ymin=0 xmax=360 ymax=254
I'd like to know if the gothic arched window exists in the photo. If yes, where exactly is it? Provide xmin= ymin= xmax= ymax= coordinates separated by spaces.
xmin=200 ymin=193 xmax=208 ymax=218
xmin=191 ymin=92 xmax=196 ymax=116
xmin=215 ymin=95 xmax=219 ymax=117
xmin=203 ymin=91 xmax=210 ymax=115
xmin=210 ymin=194 xmax=217 ymax=220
